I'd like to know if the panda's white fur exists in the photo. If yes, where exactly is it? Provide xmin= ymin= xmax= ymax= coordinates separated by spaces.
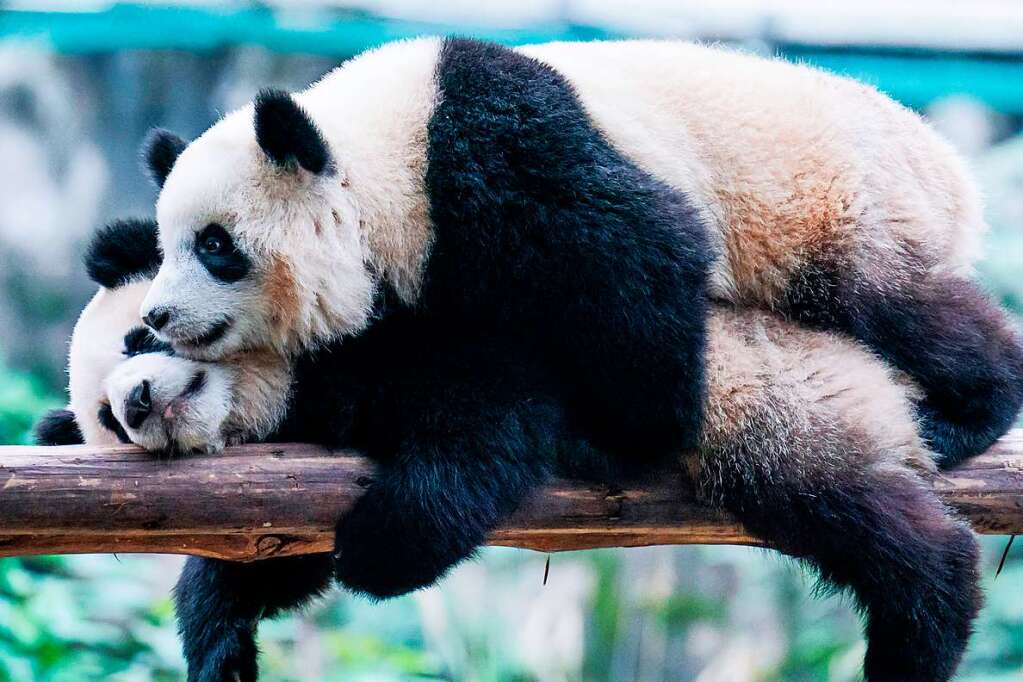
xmin=68 ymin=280 xmax=152 ymax=445
xmin=144 ymin=38 xmax=982 ymax=357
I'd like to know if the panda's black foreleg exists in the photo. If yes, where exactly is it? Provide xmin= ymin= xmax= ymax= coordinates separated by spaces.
xmin=174 ymin=554 xmax=334 ymax=682
xmin=696 ymin=425 xmax=982 ymax=681
xmin=332 ymin=393 xmax=557 ymax=599
xmin=787 ymin=271 xmax=1023 ymax=466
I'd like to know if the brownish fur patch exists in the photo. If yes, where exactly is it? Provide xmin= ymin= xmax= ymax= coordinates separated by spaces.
xmin=718 ymin=173 xmax=858 ymax=306
xmin=264 ymin=256 xmax=301 ymax=337
xmin=222 ymin=348 xmax=293 ymax=440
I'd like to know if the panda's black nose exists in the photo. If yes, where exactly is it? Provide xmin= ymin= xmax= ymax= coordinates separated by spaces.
xmin=125 ymin=380 xmax=152 ymax=429
xmin=143 ymin=307 xmax=172 ymax=332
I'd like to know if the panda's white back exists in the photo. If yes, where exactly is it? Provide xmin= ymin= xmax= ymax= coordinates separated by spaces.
xmin=518 ymin=40 xmax=984 ymax=301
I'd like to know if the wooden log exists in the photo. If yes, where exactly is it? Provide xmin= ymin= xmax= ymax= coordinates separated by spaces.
xmin=0 ymin=432 xmax=1021 ymax=562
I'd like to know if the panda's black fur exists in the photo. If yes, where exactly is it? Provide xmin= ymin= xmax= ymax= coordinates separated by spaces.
xmin=33 ymin=408 xmax=82 ymax=446
xmin=254 ymin=88 xmax=335 ymax=175
xmin=420 ymin=39 xmax=711 ymax=459
xmin=37 ymin=216 xmax=990 ymax=682
xmin=142 ymin=128 xmax=187 ymax=189
xmin=123 ymin=325 xmax=174 ymax=357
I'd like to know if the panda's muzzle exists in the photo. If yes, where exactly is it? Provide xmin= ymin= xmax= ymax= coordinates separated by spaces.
xmin=125 ymin=380 xmax=153 ymax=429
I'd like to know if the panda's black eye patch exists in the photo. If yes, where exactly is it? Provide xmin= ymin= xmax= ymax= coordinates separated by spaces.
xmin=97 ymin=403 xmax=131 ymax=444
xmin=194 ymin=223 xmax=250 ymax=283
xmin=123 ymin=326 xmax=174 ymax=357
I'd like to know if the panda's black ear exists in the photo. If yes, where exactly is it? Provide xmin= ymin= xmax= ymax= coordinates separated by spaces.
xmin=254 ymin=88 xmax=333 ymax=175
xmin=85 ymin=218 xmax=162 ymax=288
xmin=142 ymin=128 xmax=188 ymax=188
xmin=34 ymin=409 xmax=84 ymax=446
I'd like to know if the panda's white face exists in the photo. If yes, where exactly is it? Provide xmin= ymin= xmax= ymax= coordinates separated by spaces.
xmin=103 ymin=350 xmax=235 ymax=454
xmin=69 ymin=279 xmax=239 ymax=453
xmin=142 ymin=99 xmax=376 ymax=362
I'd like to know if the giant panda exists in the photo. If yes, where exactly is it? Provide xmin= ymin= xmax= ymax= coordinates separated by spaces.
xmin=38 ymin=217 xmax=981 ymax=682
xmin=136 ymin=37 xmax=1023 ymax=468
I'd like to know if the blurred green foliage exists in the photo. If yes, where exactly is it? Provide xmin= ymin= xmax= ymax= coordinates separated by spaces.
xmin=0 ymin=359 xmax=58 ymax=447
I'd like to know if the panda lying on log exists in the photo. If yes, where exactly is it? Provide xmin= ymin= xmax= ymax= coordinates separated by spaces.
xmin=137 ymin=37 xmax=1023 ymax=470
xmin=39 ymin=216 xmax=985 ymax=682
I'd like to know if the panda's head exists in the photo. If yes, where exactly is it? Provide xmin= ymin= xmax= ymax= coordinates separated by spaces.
xmin=38 ymin=218 xmax=235 ymax=453
xmin=139 ymin=89 xmax=374 ymax=361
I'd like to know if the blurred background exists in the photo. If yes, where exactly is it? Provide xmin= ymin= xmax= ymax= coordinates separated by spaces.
xmin=1 ymin=1 xmax=1023 ymax=680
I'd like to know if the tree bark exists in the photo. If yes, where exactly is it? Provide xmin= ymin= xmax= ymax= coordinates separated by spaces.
xmin=1 ymin=432 xmax=1020 ymax=562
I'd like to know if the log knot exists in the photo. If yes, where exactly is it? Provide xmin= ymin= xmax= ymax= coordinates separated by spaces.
xmin=256 ymin=535 xmax=285 ymax=557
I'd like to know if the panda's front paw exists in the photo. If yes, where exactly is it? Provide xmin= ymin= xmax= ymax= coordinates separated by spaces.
xmin=187 ymin=619 xmax=258 ymax=682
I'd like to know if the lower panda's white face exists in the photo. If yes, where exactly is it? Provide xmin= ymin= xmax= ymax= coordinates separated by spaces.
xmin=103 ymin=351 xmax=235 ymax=454
xmin=71 ymin=283 xmax=238 ymax=454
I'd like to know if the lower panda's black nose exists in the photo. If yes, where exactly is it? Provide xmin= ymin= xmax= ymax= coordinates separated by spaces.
xmin=125 ymin=380 xmax=152 ymax=429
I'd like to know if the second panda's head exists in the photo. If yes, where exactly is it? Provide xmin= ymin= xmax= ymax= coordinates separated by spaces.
xmin=139 ymin=89 xmax=374 ymax=361
xmin=64 ymin=218 xmax=236 ymax=452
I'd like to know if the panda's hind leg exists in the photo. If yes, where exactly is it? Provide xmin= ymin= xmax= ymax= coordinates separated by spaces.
xmin=697 ymin=311 xmax=983 ymax=680
xmin=174 ymin=555 xmax=334 ymax=682
xmin=786 ymin=269 xmax=1023 ymax=467
xmin=696 ymin=407 xmax=981 ymax=681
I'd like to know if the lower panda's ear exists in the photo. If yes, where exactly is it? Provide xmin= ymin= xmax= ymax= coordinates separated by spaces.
xmin=142 ymin=128 xmax=188 ymax=188
xmin=254 ymin=88 xmax=333 ymax=175
xmin=34 ymin=409 xmax=84 ymax=446
xmin=85 ymin=218 xmax=162 ymax=288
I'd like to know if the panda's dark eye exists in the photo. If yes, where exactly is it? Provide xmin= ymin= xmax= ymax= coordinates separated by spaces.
xmin=197 ymin=224 xmax=230 ymax=255
xmin=202 ymin=235 xmax=223 ymax=253
xmin=194 ymin=223 xmax=250 ymax=283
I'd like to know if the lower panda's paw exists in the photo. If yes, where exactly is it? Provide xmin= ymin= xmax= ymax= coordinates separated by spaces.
xmin=188 ymin=621 xmax=258 ymax=682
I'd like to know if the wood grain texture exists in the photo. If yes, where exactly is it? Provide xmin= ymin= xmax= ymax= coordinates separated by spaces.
xmin=0 ymin=432 xmax=1020 ymax=562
